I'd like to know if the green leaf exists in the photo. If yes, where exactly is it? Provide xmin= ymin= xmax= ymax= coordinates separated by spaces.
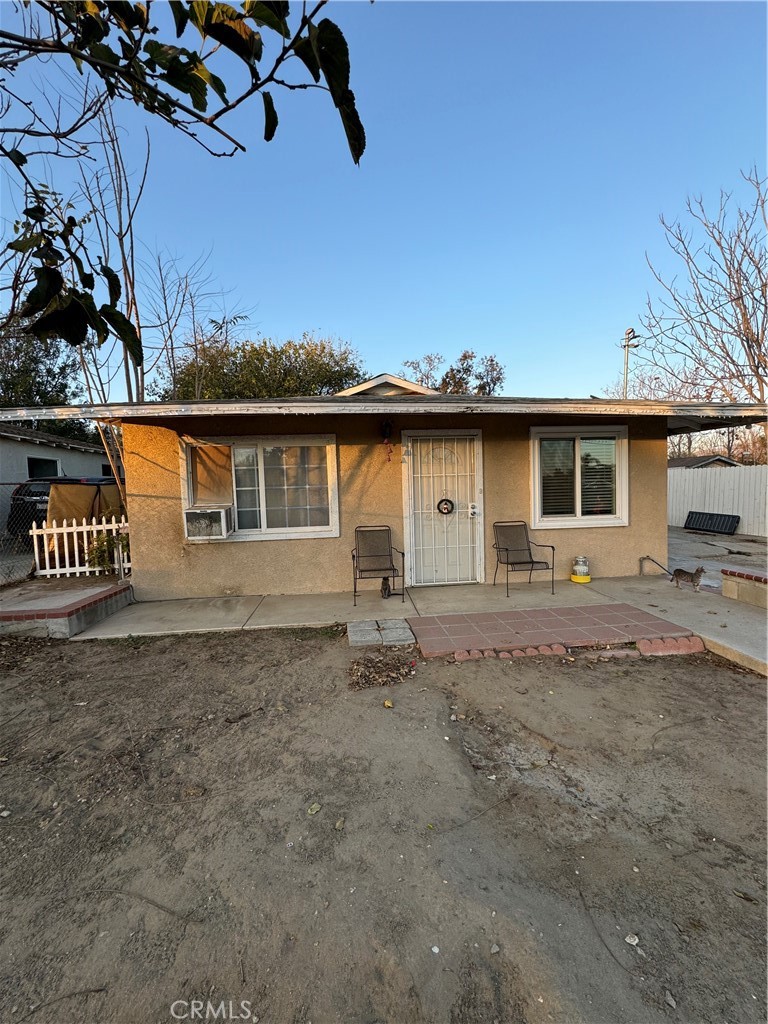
xmin=242 ymin=0 xmax=289 ymax=37
xmin=315 ymin=19 xmax=350 ymax=107
xmin=189 ymin=0 xmax=212 ymax=34
xmin=189 ymin=58 xmax=228 ymax=104
xmin=20 ymin=267 xmax=65 ymax=317
xmin=100 ymin=305 xmax=143 ymax=366
xmin=6 ymin=234 xmax=42 ymax=255
xmin=293 ymin=36 xmax=320 ymax=83
xmin=206 ymin=4 xmax=263 ymax=64
xmin=161 ymin=60 xmax=209 ymax=112
xmin=144 ymin=40 xmax=183 ymax=69
xmin=6 ymin=148 xmax=27 ymax=168
xmin=23 ymin=204 xmax=47 ymax=221
xmin=70 ymin=251 xmax=95 ymax=290
xmin=59 ymin=215 xmax=78 ymax=244
xmin=337 ymin=89 xmax=366 ymax=165
xmin=313 ymin=21 xmax=365 ymax=164
xmin=262 ymin=90 xmax=278 ymax=142
xmin=107 ymin=1 xmax=144 ymax=32
xmin=168 ymin=0 xmax=189 ymax=36
xmin=28 ymin=295 xmax=90 ymax=347
xmin=77 ymin=13 xmax=108 ymax=48
xmin=101 ymin=264 xmax=122 ymax=306
xmin=78 ymin=291 xmax=110 ymax=347
xmin=88 ymin=41 xmax=121 ymax=68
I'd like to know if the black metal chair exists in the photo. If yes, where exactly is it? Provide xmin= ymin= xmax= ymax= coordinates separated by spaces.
xmin=492 ymin=521 xmax=555 ymax=596
xmin=352 ymin=525 xmax=405 ymax=606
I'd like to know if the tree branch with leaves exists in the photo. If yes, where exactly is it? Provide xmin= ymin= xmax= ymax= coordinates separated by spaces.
xmin=1 ymin=1 xmax=365 ymax=374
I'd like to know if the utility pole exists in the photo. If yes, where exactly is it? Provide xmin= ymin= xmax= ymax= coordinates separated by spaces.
xmin=622 ymin=328 xmax=641 ymax=399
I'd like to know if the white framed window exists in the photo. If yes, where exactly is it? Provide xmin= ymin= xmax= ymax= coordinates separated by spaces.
xmin=530 ymin=426 xmax=628 ymax=529
xmin=183 ymin=435 xmax=339 ymax=541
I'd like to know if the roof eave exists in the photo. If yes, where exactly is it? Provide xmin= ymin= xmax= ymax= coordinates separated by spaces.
xmin=0 ymin=398 xmax=764 ymax=436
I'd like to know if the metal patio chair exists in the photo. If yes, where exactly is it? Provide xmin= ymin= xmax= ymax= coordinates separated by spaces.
xmin=492 ymin=521 xmax=555 ymax=596
xmin=352 ymin=525 xmax=405 ymax=606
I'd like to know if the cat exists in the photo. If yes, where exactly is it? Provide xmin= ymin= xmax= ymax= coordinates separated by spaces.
xmin=670 ymin=566 xmax=705 ymax=591
xmin=380 ymin=576 xmax=391 ymax=599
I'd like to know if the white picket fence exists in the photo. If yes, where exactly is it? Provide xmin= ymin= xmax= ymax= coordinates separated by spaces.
xmin=30 ymin=516 xmax=131 ymax=578
xmin=668 ymin=466 xmax=768 ymax=537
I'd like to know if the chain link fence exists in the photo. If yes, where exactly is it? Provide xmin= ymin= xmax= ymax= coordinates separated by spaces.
xmin=0 ymin=481 xmax=40 ymax=586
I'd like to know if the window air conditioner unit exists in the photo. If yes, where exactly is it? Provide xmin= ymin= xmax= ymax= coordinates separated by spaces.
xmin=184 ymin=505 xmax=234 ymax=539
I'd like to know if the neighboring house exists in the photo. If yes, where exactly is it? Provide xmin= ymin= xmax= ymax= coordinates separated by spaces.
xmin=0 ymin=376 xmax=764 ymax=599
xmin=0 ymin=424 xmax=112 ymax=533
xmin=668 ymin=455 xmax=741 ymax=469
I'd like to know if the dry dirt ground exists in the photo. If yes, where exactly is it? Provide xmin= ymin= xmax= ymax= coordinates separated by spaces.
xmin=0 ymin=629 xmax=765 ymax=1024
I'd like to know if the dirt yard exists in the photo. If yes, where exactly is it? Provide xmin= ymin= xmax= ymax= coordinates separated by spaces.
xmin=0 ymin=629 xmax=765 ymax=1024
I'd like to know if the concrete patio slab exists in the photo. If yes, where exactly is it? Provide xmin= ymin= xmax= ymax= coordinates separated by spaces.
xmin=74 ymin=594 xmax=265 ymax=639
xmin=667 ymin=526 xmax=767 ymax=589
xmin=588 ymin=576 xmax=768 ymax=675
xmin=244 ymin=589 xmax=419 ymax=628
xmin=407 ymin=581 xmax=605 ymax=615
xmin=58 ymin=569 xmax=766 ymax=675
xmin=76 ymin=588 xmax=419 ymax=639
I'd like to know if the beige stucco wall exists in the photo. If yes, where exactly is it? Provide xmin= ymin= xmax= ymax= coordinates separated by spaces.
xmin=122 ymin=414 xmax=668 ymax=601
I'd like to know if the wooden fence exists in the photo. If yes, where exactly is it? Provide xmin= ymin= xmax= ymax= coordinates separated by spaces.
xmin=668 ymin=466 xmax=767 ymax=537
xmin=30 ymin=516 xmax=131 ymax=578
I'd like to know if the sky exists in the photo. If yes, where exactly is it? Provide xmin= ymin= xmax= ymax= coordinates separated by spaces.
xmin=1 ymin=0 xmax=766 ymax=399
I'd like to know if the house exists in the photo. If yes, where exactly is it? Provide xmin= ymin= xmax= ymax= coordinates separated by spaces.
xmin=0 ymin=423 xmax=112 ymax=533
xmin=0 ymin=376 xmax=764 ymax=600
xmin=667 ymin=455 xmax=741 ymax=469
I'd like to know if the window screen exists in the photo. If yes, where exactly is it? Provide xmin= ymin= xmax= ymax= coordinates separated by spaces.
xmin=189 ymin=445 xmax=233 ymax=506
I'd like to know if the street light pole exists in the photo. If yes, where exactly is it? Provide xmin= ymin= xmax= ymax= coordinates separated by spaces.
xmin=622 ymin=327 xmax=641 ymax=399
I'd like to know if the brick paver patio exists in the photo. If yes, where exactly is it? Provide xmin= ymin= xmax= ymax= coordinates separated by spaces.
xmin=407 ymin=602 xmax=693 ymax=658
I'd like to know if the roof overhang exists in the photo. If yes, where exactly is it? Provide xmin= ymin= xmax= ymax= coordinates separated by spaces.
xmin=0 ymin=425 xmax=104 ymax=453
xmin=0 ymin=396 xmax=764 ymax=436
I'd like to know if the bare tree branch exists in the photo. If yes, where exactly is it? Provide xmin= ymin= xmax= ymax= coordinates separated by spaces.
xmin=637 ymin=171 xmax=767 ymax=404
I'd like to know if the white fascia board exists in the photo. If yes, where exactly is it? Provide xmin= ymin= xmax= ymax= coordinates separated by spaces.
xmin=0 ymin=399 xmax=765 ymax=422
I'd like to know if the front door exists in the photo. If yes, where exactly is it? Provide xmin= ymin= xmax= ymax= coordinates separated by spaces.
xmin=404 ymin=431 xmax=483 ymax=585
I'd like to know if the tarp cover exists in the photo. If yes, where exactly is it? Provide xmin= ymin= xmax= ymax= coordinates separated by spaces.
xmin=47 ymin=483 xmax=123 ymax=524
xmin=46 ymin=484 xmax=124 ymax=564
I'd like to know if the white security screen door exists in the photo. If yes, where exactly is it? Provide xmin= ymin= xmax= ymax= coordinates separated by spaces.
xmin=404 ymin=432 xmax=482 ymax=585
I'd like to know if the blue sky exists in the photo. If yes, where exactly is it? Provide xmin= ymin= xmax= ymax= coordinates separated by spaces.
xmin=2 ymin=1 xmax=766 ymax=398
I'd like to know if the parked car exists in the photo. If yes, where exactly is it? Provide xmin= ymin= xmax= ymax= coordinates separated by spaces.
xmin=6 ymin=477 xmax=120 ymax=538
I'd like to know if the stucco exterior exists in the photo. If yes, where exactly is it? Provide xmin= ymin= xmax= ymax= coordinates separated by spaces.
xmin=122 ymin=412 xmax=668 ymax=601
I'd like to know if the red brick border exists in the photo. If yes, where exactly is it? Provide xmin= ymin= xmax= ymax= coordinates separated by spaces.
xmin=721 ymin=569 xmax=767 ymax=585
xmin=450 ymin=635 xmax=708 ymax=662
xmin=637 ymin=635 xmax=705 ymax=656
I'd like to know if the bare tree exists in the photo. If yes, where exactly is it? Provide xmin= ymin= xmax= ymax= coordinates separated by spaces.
xmin=638 ymin=170 xmax=767 ymax=403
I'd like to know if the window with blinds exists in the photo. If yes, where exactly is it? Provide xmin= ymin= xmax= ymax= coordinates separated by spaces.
xmin=531 ymin=428 xmax=627 ymax=528
xmin=540 ymin=439 xmax=576 ymax=516
xmin=580 ymin=437 xmax=616 ymax=516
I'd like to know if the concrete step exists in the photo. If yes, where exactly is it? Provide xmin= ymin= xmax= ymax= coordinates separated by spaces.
xmin=0 ymin=579 xmax=133 ymax=638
